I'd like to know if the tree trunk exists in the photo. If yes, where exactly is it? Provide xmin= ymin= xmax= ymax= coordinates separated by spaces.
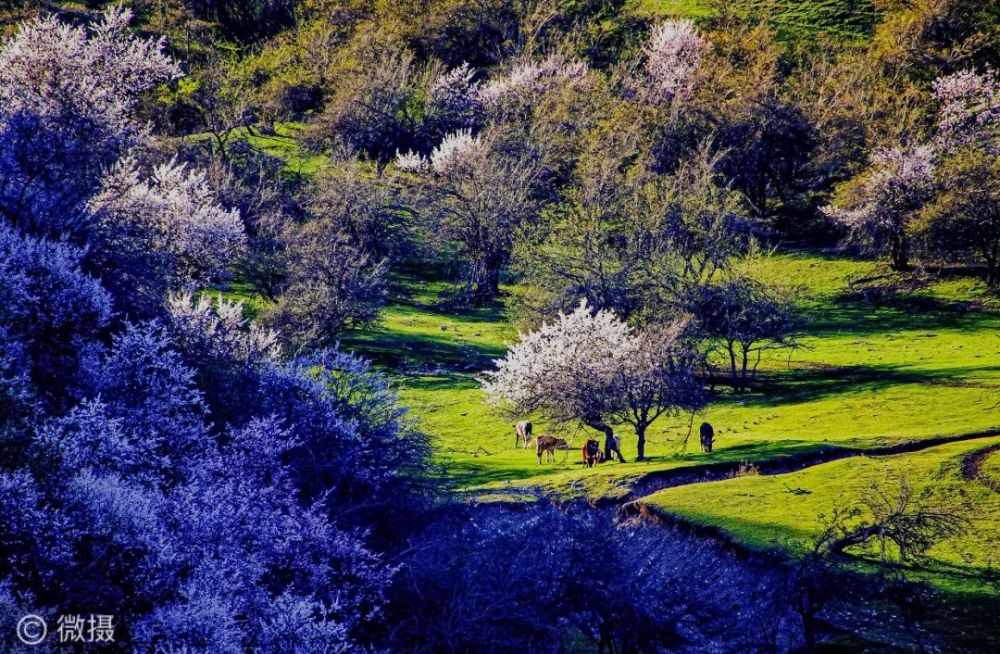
xmin=583 ymin=416 xmax=625 ymax=463
xmin=802 ymin=611 xmax=818 ymax=653
xmin=889 ymin=233 xmax=910 ymax=271
xmin=468 ymin=253 xmax=503 ymax=305
xmin=636 ymin=424 xmax=646 ymax=461
xmin=728 ymin=343 xmax=740 ymax=393
xmin=985 ymin=248 xmax=1000 ymax=289
xmin=740 ymin=348 xmax=750 ymax=393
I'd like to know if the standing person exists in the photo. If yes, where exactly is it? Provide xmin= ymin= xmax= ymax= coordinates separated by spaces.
xmin=603 ymin=425 xmax=626 ymax=463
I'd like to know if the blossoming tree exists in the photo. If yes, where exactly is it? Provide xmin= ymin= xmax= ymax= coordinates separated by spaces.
xmin=644 ymin=19 xmax=704 ymax=103
xmin=822 ymin=145 xmax=935 ymax=271
xmin=87 ymin=158 xmax=247 ymax=317
xmin=0 ymin=7 xmax=180 ymax=236
xmin=481 ymin=301 xmax=702 ymax=461
xmin=932 ymin=67 xmax=1000 ymax=153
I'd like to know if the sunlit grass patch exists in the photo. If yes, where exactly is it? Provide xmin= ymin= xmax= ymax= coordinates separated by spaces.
xmin=641 ymin=437 xmax=1000 ymax=593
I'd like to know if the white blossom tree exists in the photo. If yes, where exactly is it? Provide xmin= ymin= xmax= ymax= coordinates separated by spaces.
xmin=166 ymin=291 xmax=281 ymax=422
xmin=404 ymin=129 xmax=542 ymax=304
xmin=87 ymin=158 xmax=247 ymax=317
xmin=481 ymin=300 xmax=702 ymax=460
xmin=932 ymin=67 xmax=1000 ymax=153
xmin=425 ymin=62 xmax=482 ymax=138
xmin=0 ymin=7 xmax=180 ymax=235
xmin=429 ymin=129 xmax=486 ymax=175
xmin=478 ymin=54 xmax=587 ymax=119
xmin=643 ymin=19 xmax=704 ymax=103
xmin=822 ymin=145 xmax=935 ymax=271
xmin=167 ymin=291 xmax=281 ymax=369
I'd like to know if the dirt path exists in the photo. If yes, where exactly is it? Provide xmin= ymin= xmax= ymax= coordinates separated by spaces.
xmin=963 ymin=442 xmax=1000 ymax=493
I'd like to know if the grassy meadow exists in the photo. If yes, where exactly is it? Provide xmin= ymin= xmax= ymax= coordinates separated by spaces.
xmin=332 ymin=253 xmax=1000 ymax=505
xmin=221 ymin=127 xmax=1000 ymax=596
xmin=643 ymin=436 xmax=1000 ymax=591
xmin=338 ymin=249 xmax=1000 ymax=600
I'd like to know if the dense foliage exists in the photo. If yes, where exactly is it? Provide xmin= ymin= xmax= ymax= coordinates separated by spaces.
xmin=0 ymin=9 xmax=424 ymax=651
xmin=1 ymin=0 xmax=999 ymax=651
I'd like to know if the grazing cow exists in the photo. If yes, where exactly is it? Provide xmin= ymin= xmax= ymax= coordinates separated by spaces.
xmin=700 ymin=422 xmax=714 ymax=453
xmin=582 ymin=439 xmax=602 ymax=467
xmin=536 ymin=434 xmax=569 ymax=463
xmin=514 ymin=420 xmax=533 ymax=449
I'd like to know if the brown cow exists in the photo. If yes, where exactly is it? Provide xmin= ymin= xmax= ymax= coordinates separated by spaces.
xmin=514 ymin=420 xmax=533 ymax=449
xmin=536 ymin=434 xmax=569 ymax=463
xmin=582 ymin=439 xmax=603 ymax=468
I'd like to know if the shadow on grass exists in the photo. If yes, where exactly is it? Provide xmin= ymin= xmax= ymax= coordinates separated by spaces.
xmin=342 ymin=326 xmax=505 ymax=370
xmin=398 ymin=373 xmax=480 ymax=392
xmin=808 ymin=288 xmax=1000 ymax=337
xmin=729 ymin=363 xmax=1000 ymax=408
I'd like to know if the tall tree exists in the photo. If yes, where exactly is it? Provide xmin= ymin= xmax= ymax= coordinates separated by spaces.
xmin=917 ymin=147 xmax=1000 ymax=286
xmin=405 ymin=129 xmax=543 ymax=304
xmin=687 ymin=272 xmax=802 ymax=393
xmin=481 ymin=301 xmax=702 ymax=460
xmin=822 ymin=145 xmax=935 ymax=271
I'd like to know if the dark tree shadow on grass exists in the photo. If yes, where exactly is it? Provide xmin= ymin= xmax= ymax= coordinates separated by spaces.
xmin=723 ymin=363 xmax=1000 ymax=408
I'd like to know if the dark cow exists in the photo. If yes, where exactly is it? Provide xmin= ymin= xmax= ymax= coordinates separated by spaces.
xmin=700 ymin=422 xmax=714 ymax=453
xmin=582 ymin=439 xmax=603 ymax=467
xmin=514 ymin=420 xmax=533 ymax=449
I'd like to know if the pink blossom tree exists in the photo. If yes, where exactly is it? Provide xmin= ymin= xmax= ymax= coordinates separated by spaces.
xmin=932 ymin=67 xmax=1000 ymax=153
xmin=822 ymin=145 xmax=935 ymax=271
xmin=643 ymin=19 xmax=704 ymax=103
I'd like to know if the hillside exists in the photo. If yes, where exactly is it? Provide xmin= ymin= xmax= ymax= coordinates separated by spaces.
xmin=2 ymin=0 xmax=1000 ymax=651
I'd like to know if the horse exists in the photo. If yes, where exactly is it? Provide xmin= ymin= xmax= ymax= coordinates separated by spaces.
xmin=582 ymin=439 xmax=603 ymax=467
xmin=700 ymin=422 xmax=714 ymax=453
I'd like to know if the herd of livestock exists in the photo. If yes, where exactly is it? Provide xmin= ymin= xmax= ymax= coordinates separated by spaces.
xmin=513 ymin=420 xmax=715 ymax=465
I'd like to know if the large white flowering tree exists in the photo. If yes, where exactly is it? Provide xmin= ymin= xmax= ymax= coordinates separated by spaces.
xmin=0 ymin=7 xmax=180 ymax=236
xmin=481 ymin=301 xmax=702 ymax=460
xmin=88 ymin=158 xmax=247 ymax=316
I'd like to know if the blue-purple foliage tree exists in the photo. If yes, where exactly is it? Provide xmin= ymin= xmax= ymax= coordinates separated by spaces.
xmin=0 ymin=8 xmax=424 ymax=652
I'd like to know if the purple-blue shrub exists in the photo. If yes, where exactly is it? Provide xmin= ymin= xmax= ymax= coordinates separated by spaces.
xmin=1 ymin=328 xmax=397 ymax=651
xmin=73 ymin=323 xmax=208 ymax=483
xmin=0 ymin=222 xmax=112 ymax=411
xmin=0 ymin=328 xmax=34 ymax=436
xmin=256 ymin=349 xmax=428 ymax=511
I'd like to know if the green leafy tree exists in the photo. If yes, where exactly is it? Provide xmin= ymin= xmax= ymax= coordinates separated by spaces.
xmin=917 ymin=147 xmax=1000 ymax=287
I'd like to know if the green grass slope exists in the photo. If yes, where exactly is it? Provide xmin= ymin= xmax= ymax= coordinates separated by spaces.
xmin=641 ymin=436 xmax=1000 ymax=592
xmin=357 ymin=252 xmax=1000 ymax=502
xmin=629 ymin=0 xmax=880 ymax=42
